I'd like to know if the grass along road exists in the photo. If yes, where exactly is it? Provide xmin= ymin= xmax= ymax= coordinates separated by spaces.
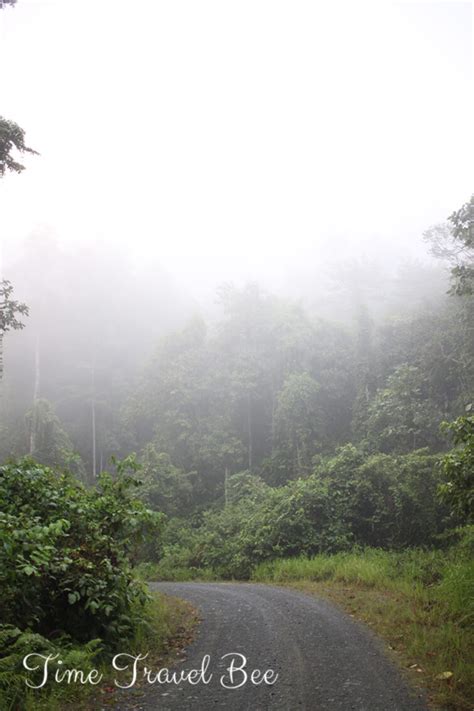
xmin=253 ymin=549 xmax=474 ymax=711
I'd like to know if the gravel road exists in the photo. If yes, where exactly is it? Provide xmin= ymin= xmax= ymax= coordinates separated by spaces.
xmin=113 ymin=582 xmax=429 ymax=711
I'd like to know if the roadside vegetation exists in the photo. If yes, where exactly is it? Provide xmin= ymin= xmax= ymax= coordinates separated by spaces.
xmin=253 ymin=537 xmax=474 ymax=711
xmin=0 ymin=457 xmax=197 ymax=710
xmin=141 ymin=530 xmax=474 ymax=711
xmin=136 ymin=416 xmax=474 ymax=711
xmin=1 ymin=2 xmax=472 ymax=709
xmin=21 ymin=592 xmax=196 ymax=711
xmin=1 ymin=193 xmax=473 ymax=709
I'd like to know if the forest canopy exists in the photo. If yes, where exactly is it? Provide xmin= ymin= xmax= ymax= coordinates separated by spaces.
xmin=0 ymin=2 xmax=472 ymax=707
xmin=1 ymin=198 xmax=473 ymax=547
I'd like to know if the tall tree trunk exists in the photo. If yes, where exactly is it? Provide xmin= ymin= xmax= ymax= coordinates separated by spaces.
xmin=0 ymin=246 xmax=3 ymax=386
xmin=29 ymin=334 xmax=40 ymax=455
xmin=0 ymin=334 xmax=3 ymax=427
xmin=247 ymin=392 xmax=252 ymax=472
xmin=224 ymin=465 xmax=229 ymax=507
xmin=296 ymin=437 xmax=302 ymax=477
xmin=271 ymin=374 xmax=276 ymax=457
xmin=91 ymin=366 xmax=97 ymax=480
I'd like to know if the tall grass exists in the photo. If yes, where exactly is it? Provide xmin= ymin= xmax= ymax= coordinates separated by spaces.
xmin=253 ymin=543 xmax=474 ymax=623
xmin=253 ymin=532 xmax=474 ymax=711
xmin=135 ymin=561 xmax=217 ymax=582
xmin=255 ymin=548 xmax=446 ymax=587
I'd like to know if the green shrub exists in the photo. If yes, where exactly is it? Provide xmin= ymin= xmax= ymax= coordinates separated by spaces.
xmin=152 ymin=447 xmax=449 ymax=579
xmin=440 ymin=414 xmax=474 ymax=522
xmin=0 ymin=458 xmax=162 ymax=645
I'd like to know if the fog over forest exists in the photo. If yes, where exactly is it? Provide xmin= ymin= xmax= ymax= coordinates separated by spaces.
xmin=0 ymin=0 xmax=472 ymax=483
xmin=1 ymin=3 xmax=474 ymax=708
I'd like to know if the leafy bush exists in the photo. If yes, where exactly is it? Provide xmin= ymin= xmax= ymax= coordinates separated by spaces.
xmin=166 ymin=475 xmax=351 ymax=579
xmin=317 ymin=446 xmax=448 ymax=548
xmin=0 ymin=457 xmax=162 ymax=644
xmin=440 ymin=414 xmax=474 ymax=522
xmin=151 ymin=447 xmax=449 ymax=579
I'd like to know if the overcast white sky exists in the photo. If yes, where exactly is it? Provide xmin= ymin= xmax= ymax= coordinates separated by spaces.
xmin=0 ymin=0 xmax=472 ymax=291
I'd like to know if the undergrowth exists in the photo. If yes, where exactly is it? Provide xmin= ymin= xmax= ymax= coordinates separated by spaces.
xmin=0 ymin=592 xmax=197 ymax=711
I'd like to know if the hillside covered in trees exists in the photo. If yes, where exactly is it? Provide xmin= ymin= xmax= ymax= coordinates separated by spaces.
xmin=1 ymin=0 xmax=472 ymax=708
xmin=2 ymin=198 xmax=473 ymax=568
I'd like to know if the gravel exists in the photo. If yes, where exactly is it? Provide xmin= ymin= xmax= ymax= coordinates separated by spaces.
xmin=112 ymin=582 xmax=429 ymax=711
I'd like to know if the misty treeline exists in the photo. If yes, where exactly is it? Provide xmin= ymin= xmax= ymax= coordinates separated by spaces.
xmin=1 ymin=197 xmax=473 ymax=578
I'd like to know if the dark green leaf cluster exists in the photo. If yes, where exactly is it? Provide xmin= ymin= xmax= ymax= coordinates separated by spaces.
xmin=0 ymin=117 xmax=37 ymax=177
xmin=440 ymin=414 xmax=474 ymax=522
xmin=0 ymin=458 xmax=162 ymax=644
xmin=0 ymin=280 xmax=28 ymax=335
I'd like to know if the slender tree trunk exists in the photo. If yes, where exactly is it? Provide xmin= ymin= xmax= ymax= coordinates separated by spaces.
xmin=0 ymin=332 xmax=3 ymax=384
xmin=224 ymin=465 xmax=229 ymax=507
xmin=0 ymin=246 xmax=3 ymax=387
xmin=29 ymin=334 xmax=40 ymax=455
xmin=296 ymin=438 xmax=302 ymax=476
xmin=271 ymin=374 xmax=276 ymax=457
xmin=247 ymin=392 xmax=252 ymax=471
xmin=91 ymin=366 xmax=97 ymax=480
xmin=0 ymin=334 xmax=4 ymax=429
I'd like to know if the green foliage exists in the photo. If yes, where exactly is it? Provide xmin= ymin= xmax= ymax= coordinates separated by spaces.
xmin=24 ymin=398 xmax=86 ymax=476
xmin=124 ymin=286 xmax=357 ymax=495
xmin=150 ymin=447 xmax=448 ymax=579
xmin=439 ymin=414 xmax=474 ymax=522
xmin=424 ymin=195 xmax=474 ymax=297
xmin=253 ymin=530 xmax=474 ymax=711
xmin=253 ymin=548 xmax=442 ymax=587
xmin=448 ymin=195 xmax=474 ymax=296
xmin=0 ymin=279 xmax=29 ymax=384
xmin=0 ymin=590 xmax=195 ymax=711
xmin=253 ymin=531 xmax=474 ymax=628
xmin=273 ymin=372 xmax=323 ymax=478
xmin=0 ymin=117 xmax=37 ymax=177
xmin=138 ymin=445 xmax=195 ymax=516
xmin=121 ymin=274 xmax=474 ymax=511
xmin=435 ymin=526 xmax=474 ymax=626
xmin=0 ymin=626 xmax=102 ymax=710
xmin=135 ymin=561 xmax=216 ymax=583
xmin=0 ymin=280 xmax=28 ymax=335
xmin=317 ymin=445 xmax=447 ymax=548
xmin=252 ymin=532 xmax=474 ymax=628
xmin=366 ymin=365 xmax=443 ymax=453
xmin=160 ymin=472 xmax=345 ymax=580
xmin=0 ymin=458 xmax=161 ymax=644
